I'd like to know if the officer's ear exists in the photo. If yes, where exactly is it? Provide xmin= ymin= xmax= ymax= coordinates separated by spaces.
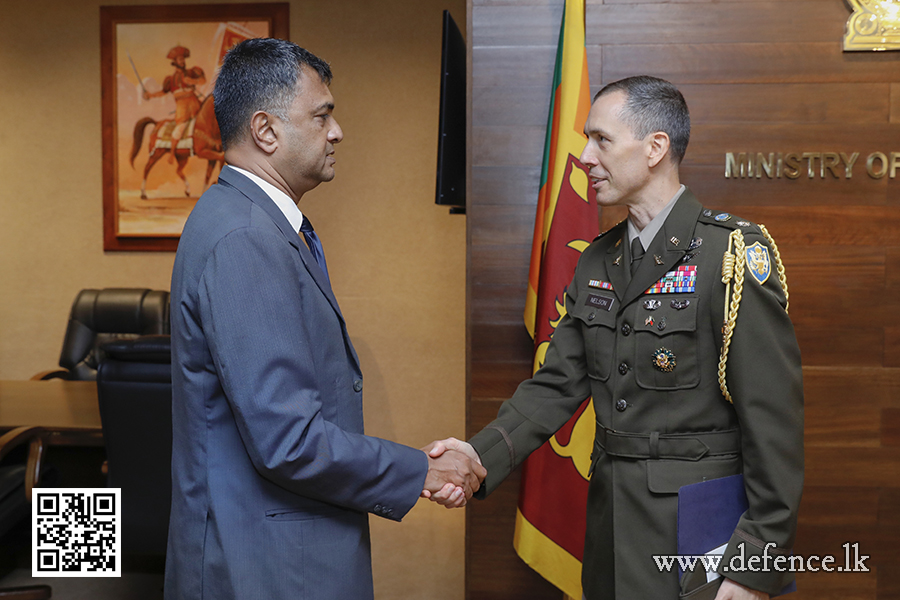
xmin=249 ymin=111 xmax=279 ymax=155
xmin=647 ymin=131 xmax=671 ymax=168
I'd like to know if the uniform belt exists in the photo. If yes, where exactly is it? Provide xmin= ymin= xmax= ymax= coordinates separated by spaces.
xmin=594 ymin=425 xmax=741 ymax=461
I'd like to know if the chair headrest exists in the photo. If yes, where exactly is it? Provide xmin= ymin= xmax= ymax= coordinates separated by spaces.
xmin=101 ymin=335 xmax=171 ymax=364
xmin=71 ymin=289 xmax=170 ymax=335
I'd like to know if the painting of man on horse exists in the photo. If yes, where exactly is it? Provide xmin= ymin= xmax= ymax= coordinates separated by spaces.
xmin=110 ymin=19 xmax=270 ymax=239
xmin=130 ymin=44 xmax=224 ymax=200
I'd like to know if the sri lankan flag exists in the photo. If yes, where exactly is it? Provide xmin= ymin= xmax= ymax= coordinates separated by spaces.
xmin=515 ymin=1 xmax=597 ymax=598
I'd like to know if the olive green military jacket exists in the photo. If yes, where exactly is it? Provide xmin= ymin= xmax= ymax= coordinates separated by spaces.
xmin=469 ymin=190 xmax=804 ymax=599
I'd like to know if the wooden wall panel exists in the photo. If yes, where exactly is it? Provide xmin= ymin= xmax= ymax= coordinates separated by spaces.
xmin=473 ymin=5 xmax=562 ymax=46
xmin=682 ymin=166 xmax=889 ymax=207
xmin=471 ymin=363 xmax=532 ymax=398
xmin=468 ymin=1 xmax=900 ymax=599
xmin=584 ymin=3 xmax=846 ymax=45
xmin=476 ymin=3 xmax=848 ymax=46
xmin=681 ymin=83 xmax=891 ymax=124
xmin=602 ymin=43 xmax=900 ymax=85
xmin=599 ymin=0 xmax=788 ymax=4
xmin=793 ymin=571 xmax=878 ymax=600
xmin=882 ymin=408 xmax=900 ymax=446
xmin=473 ymin=87 xmax=552 ymax=127
xmin=472 ymin=125 xmax=547 ymax=167
xmin=799 ymin=487 xmax=880 ymax=526
xmin=471 ymin=288 xmax=528 ymax=325
xmin=471 ymin=166 xmax=542 ymax=205
xmin=687 ymin=123 xmax=900 ymax=166
xmin=470 ymin=205 xmax=537 ymax=245
xmin=472 ymin=47 xmax=557 ymax=88
xmin=705 ymin=206 xmax=900 ymax=245
xmin=471 ymin=322 xmax=534 ymax=364
xmin=470 ymin=244 xmax=531 ymax=286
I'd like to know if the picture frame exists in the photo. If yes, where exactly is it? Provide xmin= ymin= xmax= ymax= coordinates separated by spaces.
xmin=100 ymin=3 xmax=289 ymax=251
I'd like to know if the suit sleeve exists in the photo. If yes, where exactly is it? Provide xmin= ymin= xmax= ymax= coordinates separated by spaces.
xmin=469 ymin=265 xmax=593 ymax=497
xmin=198 ymin=226 xmax=427 ymax=521
xmin=717 ymin=230 xmax=804 ymax=594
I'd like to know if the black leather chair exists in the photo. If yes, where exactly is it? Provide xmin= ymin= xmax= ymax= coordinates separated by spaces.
xmin=96 ymin=335 xmax=172 ymax=558
xmin=0 ymin=427 xmax=46 ymax=539
xmin=35 ymin=289 xmax=170 ymax=381
xmin=0 ymin=427 xmax=52 ymax=599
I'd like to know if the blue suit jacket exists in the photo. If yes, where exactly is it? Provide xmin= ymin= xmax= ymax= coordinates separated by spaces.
xmin=165 ymin=166 xmax=428 ymax=600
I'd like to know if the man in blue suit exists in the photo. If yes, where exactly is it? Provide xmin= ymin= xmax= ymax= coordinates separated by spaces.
xmin=165 ymin=38 xmax=484 ymax=600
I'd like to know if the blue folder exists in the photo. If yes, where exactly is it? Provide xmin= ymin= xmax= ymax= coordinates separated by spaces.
xmin=677 ymin=474 xmax=796 ymax=596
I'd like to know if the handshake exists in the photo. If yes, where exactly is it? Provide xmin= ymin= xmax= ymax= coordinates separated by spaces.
xmin=420 ymin=437 xmax=486 ymax=509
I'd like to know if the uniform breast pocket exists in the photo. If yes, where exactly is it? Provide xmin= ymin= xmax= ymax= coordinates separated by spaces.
xmin=635 ymin=295 xmax=700 ymax=390
xmin=571 ymin=291 xmax=617 ymax=381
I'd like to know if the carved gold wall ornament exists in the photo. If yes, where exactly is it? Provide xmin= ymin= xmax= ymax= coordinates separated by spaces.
xmin=845 ymin=0 xmax=900 ymax=51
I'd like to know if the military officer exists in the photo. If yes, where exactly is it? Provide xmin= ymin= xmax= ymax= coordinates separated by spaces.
xmin=428 ymin=76 xmax=804 ymax=599
xmin=143 ymin=46 xmax=207 ymax=162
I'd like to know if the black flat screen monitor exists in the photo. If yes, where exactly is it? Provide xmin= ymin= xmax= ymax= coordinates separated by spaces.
xmin=435 ymin=10 xmax=466 ymax=214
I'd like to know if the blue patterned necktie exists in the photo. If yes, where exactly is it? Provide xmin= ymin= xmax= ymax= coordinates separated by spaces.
xmin=299 ymin=218 xmax=331 ymax=286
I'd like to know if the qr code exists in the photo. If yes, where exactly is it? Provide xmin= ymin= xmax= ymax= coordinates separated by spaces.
xmin=32 ymin=488 xmax=121 ymax=577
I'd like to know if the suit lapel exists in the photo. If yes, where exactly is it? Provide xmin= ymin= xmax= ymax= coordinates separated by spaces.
xmin=620 ymin=191 xmax=702 ymax=309
xmin=603 ymin=225 xmax=629 ymax=303
xmin=218 ymin=167 xmax=348 ymax=326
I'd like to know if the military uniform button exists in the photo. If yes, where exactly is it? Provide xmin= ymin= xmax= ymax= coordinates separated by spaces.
xmin=353 ymin=380 xmax=363 ymax=392
xmin=618 ymin=363 xmax=629 ymax=375
xmin=621 ymin=323 xmax=632 ymax=336
xmin=588 ymin=312 xmax=596 ymax=321
xmin=616 ymin=399 xmax=627 ymax=412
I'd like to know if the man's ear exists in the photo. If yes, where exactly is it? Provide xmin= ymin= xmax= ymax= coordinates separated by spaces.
xmin=647 ymin=131 xmax=671 ymax=168
xmin=249 ymin=111 xmax=278 ymax=154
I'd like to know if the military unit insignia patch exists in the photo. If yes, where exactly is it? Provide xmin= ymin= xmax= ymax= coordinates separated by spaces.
xmin=688 ymin=237 xmax=702 ymax=250
xmin=588 ymin=279 xmax=614 ymax=291
xmin=715 ymin=213 xmax=732 ymax=222
xmin=644 ymin=265 xmax=697 ymax=294
xmin=745 ymin=242 xmax=771 ymax=285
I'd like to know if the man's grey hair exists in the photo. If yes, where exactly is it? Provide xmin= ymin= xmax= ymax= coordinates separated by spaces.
xmin=594 ymin=75 xmax=690 ymax=164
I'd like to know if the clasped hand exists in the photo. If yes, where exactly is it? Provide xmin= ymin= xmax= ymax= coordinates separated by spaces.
xmin=420 ymin=437 xmax=486 ymax=509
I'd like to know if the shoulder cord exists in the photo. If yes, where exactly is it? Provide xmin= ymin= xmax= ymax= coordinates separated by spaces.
xmin=758 ymin=224 xmax=789 ymax=313
xmin=717 ymin=225 xmax=790 ymax=404
xmin=718 ymin=230 xmax=745 ymax=404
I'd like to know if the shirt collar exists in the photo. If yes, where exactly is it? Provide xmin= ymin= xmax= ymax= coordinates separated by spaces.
xmin=627 ymin=184 xmax=686 ymax=251
xmin=228 ymin=165 xmax=306 ymax=233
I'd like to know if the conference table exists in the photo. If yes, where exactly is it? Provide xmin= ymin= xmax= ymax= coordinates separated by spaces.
xmin=0 ymin=379 xmax=102 ymax=446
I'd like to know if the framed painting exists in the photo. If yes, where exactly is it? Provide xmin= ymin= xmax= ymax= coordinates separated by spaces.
xmin=101 ymin=3 xmax=289 ymax=251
